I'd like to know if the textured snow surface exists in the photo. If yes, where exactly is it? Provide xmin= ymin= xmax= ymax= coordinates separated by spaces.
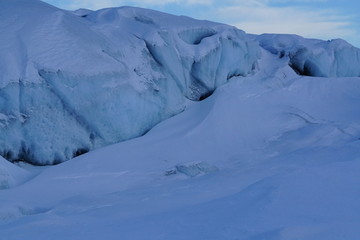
xmin=1 ymin=48 xmax=360 ymax=239
xmin=254 ymin=34 xmax=360 ymax=77
xmin=1 ymin=2 xmax=360 ymax=238
xmin=0 ymin=0 xmax=259 ymax=165
xmin=0 ymin=156 xmax=30 ymax=189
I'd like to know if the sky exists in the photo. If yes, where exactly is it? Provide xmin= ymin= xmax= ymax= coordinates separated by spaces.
xmin=43 ymin=0 xmax=360 ymax=48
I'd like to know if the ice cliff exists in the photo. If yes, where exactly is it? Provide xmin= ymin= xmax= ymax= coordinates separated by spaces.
xmin=0 ymin=0 xmax=259 ymax=165
xmin=254 ymin=34 xmax=360 ymax=77
xmin=0 ymin=0 xmax=359 ymax=165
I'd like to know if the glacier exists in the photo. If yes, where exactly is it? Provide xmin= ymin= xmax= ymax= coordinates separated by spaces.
xmin=1 ymin=0 xmax=360 ymax=165
xmin=0 ymin=47 xmax=360 ymax=239
xmin=1 ymin=0 xmax=360 ymax=239
xmin=0 ymin=0 xmax=259 ymax=165
xmin=254 ymin=34 xmax=360 ymax=77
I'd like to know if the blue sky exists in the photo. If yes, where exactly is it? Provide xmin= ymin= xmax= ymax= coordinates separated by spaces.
xmin=43 ymin=0 xmax=360 ymax=47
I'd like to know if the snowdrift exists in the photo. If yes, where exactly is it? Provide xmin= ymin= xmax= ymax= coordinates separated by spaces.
xmin=0 ymin=156 xmax=29 ymax=189
xmin=1 ymin=1 xmax=360 ymax=239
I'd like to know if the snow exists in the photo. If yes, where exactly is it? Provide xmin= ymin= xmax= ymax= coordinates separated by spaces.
xmin=1 ymin=0 xmax=360 ymax=239
xmin=172 ymin=162 xmax=218 ymax=177
xmin=1 ymin=0 xmax=359 ymax=165
xmin=0 ymin=0 xmax=259 ymax=165
xmin=1 ymin=46 xmax=360 ymax=239
xmin=254 ymin=34 xmax=360 ymax=77
xmin=0 ymin=156 xmax=30 ymax=189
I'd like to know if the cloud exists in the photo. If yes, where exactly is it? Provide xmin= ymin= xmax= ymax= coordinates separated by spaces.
xmin=214 ymin=3 xmax=357 ymax=41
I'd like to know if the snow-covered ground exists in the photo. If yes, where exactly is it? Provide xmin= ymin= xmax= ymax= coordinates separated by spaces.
xmin=1 ymin=46 xmax=360 ymax=239
xmin=1 ymin=0 xmax=360 ymax=239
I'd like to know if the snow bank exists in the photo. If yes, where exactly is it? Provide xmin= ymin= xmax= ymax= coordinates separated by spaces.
xmin=0 ymin=156 xmax=29 ymax=189
xmin=255 ymin=34 xmax=360 ymax=77
xmin=0 ymin=1 xmax=259 ymax=165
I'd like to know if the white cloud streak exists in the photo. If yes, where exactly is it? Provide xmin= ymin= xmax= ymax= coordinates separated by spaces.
xmin=215 ymin=3 xmax=356 ymax=41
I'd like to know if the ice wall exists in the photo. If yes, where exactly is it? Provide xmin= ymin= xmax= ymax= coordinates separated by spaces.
xmin=2 ymin=1 xmax=359 ymax=165
xmin=0 ymin=1 xmax=259 ymax=165
xmin=255 ymin=34 xmax=360 ymax=77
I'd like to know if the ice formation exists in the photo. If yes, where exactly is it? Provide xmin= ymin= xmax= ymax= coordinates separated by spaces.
xmin=1 ymin=1 xmax=360 ymax=238
xmin=0 ymin=0 xmax=259 ymax=165
xmin=1 ymin=0 xmax=360 ymax=165
xmin=254 ymin=34 xmax=360 ymax=77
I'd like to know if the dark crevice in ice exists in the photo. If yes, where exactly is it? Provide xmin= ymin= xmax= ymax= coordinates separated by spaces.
xmin=178 ymin=28 xmax=217 ymax=45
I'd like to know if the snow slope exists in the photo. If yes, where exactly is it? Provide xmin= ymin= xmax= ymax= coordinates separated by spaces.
xmin=1 ymin=1 xmax=360 ymax=239
xmin=1 ymin=49 xmax=360 ymax=239
xmin=0 ymin=156 xmax=30 ymax=190
xmin=0 ymin=0 xmax=259 ymax=165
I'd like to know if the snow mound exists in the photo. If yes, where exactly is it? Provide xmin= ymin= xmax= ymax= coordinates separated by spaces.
xmin=255 ymin=34 xmax=360 ymax=77
xmin=0 ymin=0 xmax=259 ymax=165
xmin=0 ymin=205 xmax=50 ymax=222
xmin=0 ymin=156 xmax=29 ymax=189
